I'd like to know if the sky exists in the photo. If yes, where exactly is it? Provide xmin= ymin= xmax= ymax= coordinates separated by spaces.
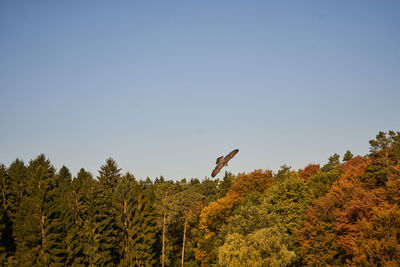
xmin=1 ymin=1 xmax=399 ymax=180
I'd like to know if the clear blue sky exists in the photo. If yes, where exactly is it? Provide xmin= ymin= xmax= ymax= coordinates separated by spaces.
xmin=1 ymin=1 xmax=399 ymax=180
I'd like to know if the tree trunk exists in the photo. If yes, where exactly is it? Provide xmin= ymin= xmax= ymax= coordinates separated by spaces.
xmin=162 ymin=211 xmax=166 ymax=267
xmin=41 ymin=211 xmax=45 ymax=255
xmin=181 ymin=217 xmax=188 ymax=267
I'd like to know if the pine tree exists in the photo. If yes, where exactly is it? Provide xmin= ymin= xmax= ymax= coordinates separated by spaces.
xmin=98 ymin=158 xmax=121 ymax=191
xmin=123 ymin=179 xmax=157 ymax=266
xmin=0 ymin=164 xmax=15 ymax=264
xmin=90 ymin=182 xmax=120 ymax=266
xmin=362 ymin=131 xmax=400 ymax=187
xmin=13 ymin=154 xmax=67 ymax=266
xmin=321 ymin=153 xmax=340 ymax=172
xmin=85 ymin=158 xmax=122 ymax=266
xmin=57 ymin=165 xmax=72 ymax=192
xmin=343 ymin=150 xmax=354 ymax=162
xmin=65 ymin=168 xmax=94 ymax=266
xmin=7 ymin=159 xmax=27 ymax=221
xmin=153 ymin=180 xmax=177 ymax=267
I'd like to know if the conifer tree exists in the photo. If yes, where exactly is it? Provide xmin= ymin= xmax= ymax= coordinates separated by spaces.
xmin=65 ymin=168 xmax=94 ymax=266
xmin=57 ymin=165 xmax=72 ymax=191
xmin=7 ymin=159 xmax=27 ymax=222
xmin=88 ymin=182 xmax=120 ymax=266
xmin=321 ymin=153 xmax=340 ymax=172
xmin=174 ymin=183 xmax=204 ymax=267
xmin=343 ymin=150 xmax=354 ymax=162
xmin=86 ymin=158 xmax=122 ymax=266
xmin=13 ymin=154 xmax=67 ymax=266
xmin=98 ymin=158 xmax=121 ymax=191
xmin=115 ymin=176 xmax=156 ymax=266
xmin=153 ymin=180 xmax=178 ymax=267
xmin=362 ymin=131 xmax=400 ymax=187
xmin=0 ymin=165 xmax=14 ymax=264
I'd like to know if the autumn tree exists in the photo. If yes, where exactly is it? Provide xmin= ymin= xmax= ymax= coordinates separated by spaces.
xmin=297 ymin=156 xmax=375 ymax=265
xmin=351 ymin=203 xmax=400 ymax=266
xmin=196 ymin=170 xmax=274 ymax=266
xmin=298 ymin=164 xmax=320 ymax=181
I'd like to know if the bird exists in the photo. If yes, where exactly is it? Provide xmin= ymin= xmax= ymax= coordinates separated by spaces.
xmin=211 ymin=149 xmax=239 ymax=177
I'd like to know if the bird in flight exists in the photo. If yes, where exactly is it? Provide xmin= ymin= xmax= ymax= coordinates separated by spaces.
xmin=211 ymin=149 xmax=239 ymax=177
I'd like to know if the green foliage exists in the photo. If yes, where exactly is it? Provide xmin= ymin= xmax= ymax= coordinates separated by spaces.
xmin=321 ymin=153 xmax=340 ymax=172
xmin=1 ymin=130 xmax=399 ymax=266
xmin=65 ymin=168 xmax=94 ymax=266
xmin=13 ymin=154 xmax=67 ymax=266
xmin=115 ymin=174 xmax=157 ymax=266
xmin=220 ymin=192 xmax=267 ymax=237
xmin=7 ymin=159 xmax=27 ymax=221
xmin=275 ymin=164 xmax=295 ymax=182
xmin=218 ymin=227 xmax=295 ymax=267
xmin=91 ymin=183 xmax=120 ymax=266
xmin=261 ymin=177 xmax=311 ymax=241
xmin=306 ymin=169 xmax=340 ymax=198
xmin=362 ymin=131 xmax=400 ymax=187
xmin=0 ymin=164 xmax=14 ymax=264
xmin=343 ymin=150 xmax=354 ymax=162
xmin=98 ymin=157 xmax=121 ymax=190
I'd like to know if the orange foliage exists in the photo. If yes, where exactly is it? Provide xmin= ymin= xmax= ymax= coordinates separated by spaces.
xmin=385 ymin=161 xmax=400 ymax=204
xmin=195 ymin=170 xmax=274 ymax=266
xmin=334 ymin=180 xmax=380 ymax=256
xmin=298 ymin=193 xmax=342 ymax=265
xmin=230 ymin=169 xmax=273 ymax=196
xmin=351 ymin=202 xmax=400 ymax=266
xmin=298 ymin=156 xmax=383 ymax=265
xmin=298 ymin=164 xmax=320 ymax=181
xmin=340 ymin=156 xmax=370 ymax=181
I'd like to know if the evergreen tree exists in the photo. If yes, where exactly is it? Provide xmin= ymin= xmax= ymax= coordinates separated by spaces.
xmin=174 ymin=183 xmax=204 ymax=267
xmin=57 ymin=165 xmax=72 ymax=191
xmin=98 ymin=158 xmax=121 ymax=191
xmin=343 ymin=150 xmax=354 ymax=162
xmin=362 ymin=131 xmax=400 ymax=187
xmin=7 ymin=159 xmax=27 ymax=221
xmin=87 ymin=182 xmax=120 ymax=266
xmin=85 ymin=158 xmax=123 ymax=266
xmin=0 ymin=165 xmax=15 ymax=264
xmin=116 ymin=176 xmax=156 ymax=266
xmin=321 ymin=153 xmax=340 ymax=172
xmin=65 ymin=168 xmax=94 ymax=266
xmin=13 ymin=154 xmax=66 ymax=266
xmin=153 ymin=180 xmax=178 ymax=267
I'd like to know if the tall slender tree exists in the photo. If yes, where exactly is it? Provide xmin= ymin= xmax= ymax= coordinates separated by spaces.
xmin=0 ymin=165 xmax=14 ymax=264
xmin=65 ymin=168 xmax=94 ymax=266
xmin=13 ymin=155 xmax=66 ymax=266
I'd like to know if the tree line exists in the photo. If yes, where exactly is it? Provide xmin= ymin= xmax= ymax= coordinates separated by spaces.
xmin=1 ymin=130 xmax=400 ymax=266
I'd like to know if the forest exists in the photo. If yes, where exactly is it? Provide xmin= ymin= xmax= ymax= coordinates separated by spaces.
xmin=1 ymin=130 xmax=400 ymax=266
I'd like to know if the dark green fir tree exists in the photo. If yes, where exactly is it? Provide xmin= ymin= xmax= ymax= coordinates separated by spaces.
xmin=13 ymin=154 xmax=67 ymax=266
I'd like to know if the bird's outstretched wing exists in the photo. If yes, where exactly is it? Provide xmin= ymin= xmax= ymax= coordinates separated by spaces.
xmin=211 ymin=149 xmax=239 ymax=177
xmin=224 ymin=149 xmax=239 ymax=162
xmin=211 ymin=163 xmax=224 ymax=178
